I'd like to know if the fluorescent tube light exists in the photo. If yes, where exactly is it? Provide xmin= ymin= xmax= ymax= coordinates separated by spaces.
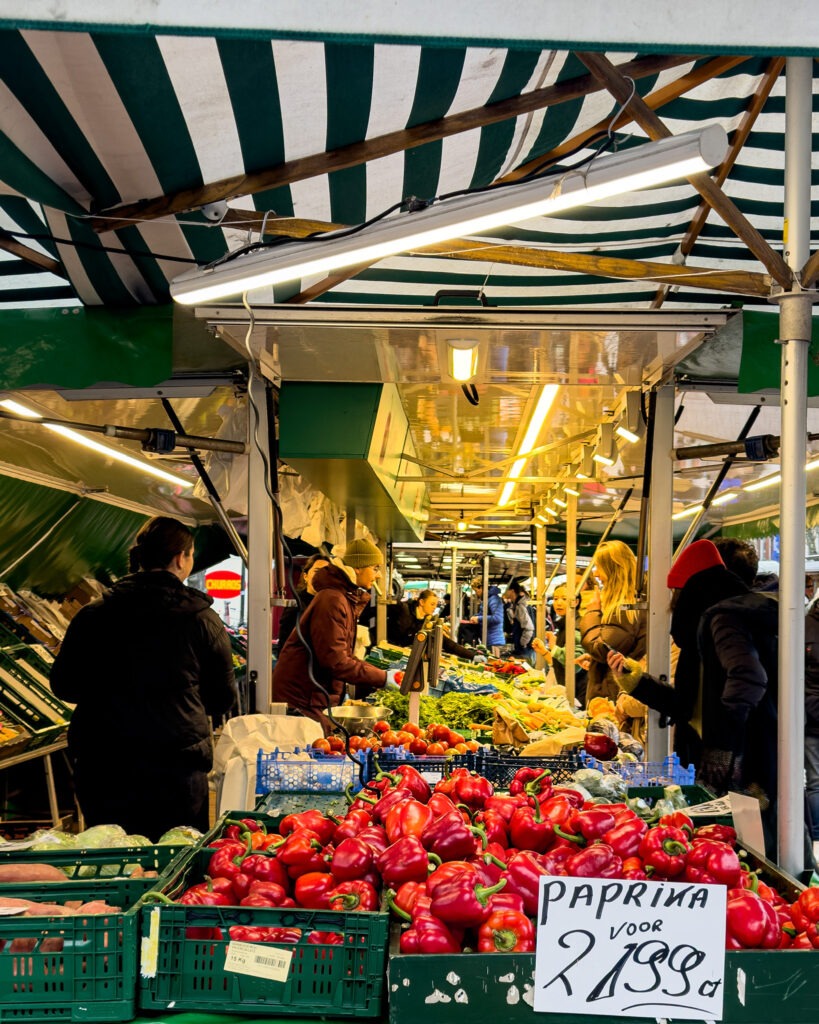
xmin=672 ymin=504 xmax=704 ymax=520
xmin=498 ymin=384 xmax=560 ymax=506
xmin=744 ymin=473 xmax=781 ymax=492
xmin=711 ymin=491 xmax=738 ymax=506
xmin=807 ymin=458 xmax=819 ymax=471
xmin=447 ymin=340 xmax=479 ymax=383
xmin=171 ymin=126 xmax=728 ymax=305
xmin=543 ymin=506 xmax=557 ymax=517
xmin=0 ymin=399 xmax=193 ymax=488
xmin=564 ymin=484 xmax=580 ymax=496
xmin=592 ymin=452 xmax=615 ymax=466
xmin=615 ymin=425 xmax=640 ymax=444
xmin=553 ymin=496 xmax=567 ymax=508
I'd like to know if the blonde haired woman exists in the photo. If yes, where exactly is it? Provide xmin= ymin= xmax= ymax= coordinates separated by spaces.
xmin=578 ymin=539 xmax=647 ymax=706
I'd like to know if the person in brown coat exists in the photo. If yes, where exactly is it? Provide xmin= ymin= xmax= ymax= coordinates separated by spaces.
xmin=272 ymin=538 xmax=395 ymax=733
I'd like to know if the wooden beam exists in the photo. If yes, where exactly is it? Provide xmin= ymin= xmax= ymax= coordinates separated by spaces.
xmin=500 ymin=55 xmax=749 ymax=184
xmin=0 ymin=230 xmax=63 ymax=275
xmin=652 ymin=56 xmax=785 ymax=307
xmin=801 ymin=248 xmax=819 ymax=289
xmin=91 ymin=53 xmax=698 ymax=234
xmin=420 ymin=238 xmax=771 ymax=296
xmin=575 ymin=50 xmax=793 ymax=289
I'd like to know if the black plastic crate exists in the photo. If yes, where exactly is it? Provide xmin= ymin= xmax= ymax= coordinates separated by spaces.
xmin=469 ymin=749 xmax=583 ymax=788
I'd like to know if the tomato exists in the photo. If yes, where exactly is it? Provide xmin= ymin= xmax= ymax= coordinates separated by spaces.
xmin=401 ymin=722 xmax=421 ymax=737
xmin=409 ymin=738 xmax=428 ymax=755
xmin=327 ymin=736 xmax=345 ymax=752
xmin=451 ymin=742 xmax=468 ymax=754
xmin=395 ymin=731 xmax=415 ymax=745
xmin=381 ymin=731 xmax=401 ymax=747
xmin=465 ymin=740 xmax=481 ymax=752
xmin=446 ymin=731 xmax=465 ymax=746
xmin=426 ymin=724 xmax=449 ymax=742
xmin=348 ymin=735 xmax=364 ymax=750
xmin=311 ymin=738 xmax=331 ymax=753
xmin=426 ymin=742 xmax=447 ymax=755
xmin=373 ymin=720 xmax=390 ymax=734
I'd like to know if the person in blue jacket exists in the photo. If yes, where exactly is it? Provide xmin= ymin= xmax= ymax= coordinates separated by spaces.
xmin=468 ymin=578 xmax=505 ymax=648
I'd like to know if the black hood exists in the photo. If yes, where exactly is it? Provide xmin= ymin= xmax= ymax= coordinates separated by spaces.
xmin=670 ymin=565 xmax=748 ymax=651
xmin=103 ymin=571 xmax=213 ymax=616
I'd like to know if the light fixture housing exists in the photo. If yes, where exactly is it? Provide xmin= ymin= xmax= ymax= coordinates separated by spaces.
xmin=498 ymin=384 xmax=560 ymax=507
xmin=447 ymin=339 xmax=480 ymax=383
xmin=170 ymin=126 xmax=728 ymax=305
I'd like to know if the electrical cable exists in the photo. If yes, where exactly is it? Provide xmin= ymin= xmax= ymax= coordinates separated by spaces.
xmin=239 ymin=292 xmax=377 ymax=792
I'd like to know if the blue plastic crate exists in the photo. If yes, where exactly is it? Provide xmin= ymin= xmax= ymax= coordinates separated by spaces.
xmin=255 ymin=748 xmax=361 ymax=794
xmin=578 ymin=751 xmax=696 ymax=785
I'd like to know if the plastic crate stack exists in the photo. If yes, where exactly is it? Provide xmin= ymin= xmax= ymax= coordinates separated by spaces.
xmin=578 ymin=750 xmax=696 ymax=785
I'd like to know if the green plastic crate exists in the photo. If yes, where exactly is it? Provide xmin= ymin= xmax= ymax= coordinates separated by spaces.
xmin=0 ymin=653 xmax=70 ymax=749
xmin=254 ymin=791 xmax=350 ymax=819
xmin=137 ymin=847 xmax=389 ymax=1017
xmin=0 ymin=843 xmax=187 ymax=880
xmin=0 ymin=876 xmax=153 ymax=1022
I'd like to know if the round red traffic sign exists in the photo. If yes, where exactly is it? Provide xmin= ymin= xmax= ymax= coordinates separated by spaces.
xmin=205 ymin=569 xmax=243 ymax=600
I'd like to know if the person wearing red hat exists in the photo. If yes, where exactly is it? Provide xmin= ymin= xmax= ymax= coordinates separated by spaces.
xmin=607 ymin=539 xmax=747 ymax=770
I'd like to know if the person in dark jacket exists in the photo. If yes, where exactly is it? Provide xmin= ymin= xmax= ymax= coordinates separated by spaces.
xmin=468 ymin=579 xmax=505 ymax=648
xmin=50 ymin=517 xmax=237 ymax=840
xmin=503 ymin=581 xmax=535 ymax=662
xmin=272 ymin=538 xmax=395 ymax=733
xmin=275 ymin=553 xmax=329 ymax=654
xmin=607 ymin=539 xmax=747 ymax=769
xmin=387 ymin=589 xmax=476 ymax=659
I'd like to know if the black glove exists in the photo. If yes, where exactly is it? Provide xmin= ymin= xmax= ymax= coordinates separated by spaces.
xmin=697 ymin=748 xmax=740 ymax=795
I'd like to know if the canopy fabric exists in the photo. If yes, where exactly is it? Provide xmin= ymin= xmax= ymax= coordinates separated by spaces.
xmin=0 ymin=31 xmax=810 ymax=312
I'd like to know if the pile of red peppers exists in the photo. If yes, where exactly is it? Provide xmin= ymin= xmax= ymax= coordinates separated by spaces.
xmin=158 ymin=766 xmax=819 ymax=954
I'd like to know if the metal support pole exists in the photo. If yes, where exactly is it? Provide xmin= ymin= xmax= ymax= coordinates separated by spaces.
xmin=450 ymin=546 xmax=460 ymax=643
xmin=535 ymin=526 xmax=547 ymax=670
xmin=565 ymin=494 xmax=578 ymax=706
xmin=481 ymin=554 xmax=490 ymax=650
xmin=777 ymin=56 xmax=813 ymax=875
xmin=246 ymin=372 xmax=273 ymax=713
xmin=376 ymin=538 xmax=387 ymax=645
xmin=646 ymin=386 xmax=675 ymax=761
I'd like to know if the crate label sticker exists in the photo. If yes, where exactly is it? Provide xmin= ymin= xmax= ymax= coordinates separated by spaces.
xmin=140 ymin=908 xmax=160 ymax=978
xmin=225 ymin=940 xmax=293 ymax=982
xmin=533 ymin=877 xmax=727 ymax=1020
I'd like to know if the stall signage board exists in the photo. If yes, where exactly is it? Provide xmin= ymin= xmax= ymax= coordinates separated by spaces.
xmin=533 ymin=876 xmax=726 ymax=1020
xmin=205 ymin=570 xmax=243 ymax=599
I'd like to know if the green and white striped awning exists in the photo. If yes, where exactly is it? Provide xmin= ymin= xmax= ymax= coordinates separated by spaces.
xmin=0 ymin=28 xmax=811 ymax=311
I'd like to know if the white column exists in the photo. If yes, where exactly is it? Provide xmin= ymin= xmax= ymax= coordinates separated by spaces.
xmin=535 ymin=526 xmax=547 ymax=669
xmin=646 ymin=386 xmax=675 ymax=761
xmin=565 ymin=494 xmax=578 ymax=706
xmin=246 ymin=371 xmax=273 ymax=713
xmin=777 ymin=56 xmax=813 ymax=874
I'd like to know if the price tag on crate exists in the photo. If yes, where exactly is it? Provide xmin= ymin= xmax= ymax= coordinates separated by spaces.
xmin=225 ymin=940 xmax=293 ymax=982
xmin=533 ymin=876 xmax=726 ymax=1020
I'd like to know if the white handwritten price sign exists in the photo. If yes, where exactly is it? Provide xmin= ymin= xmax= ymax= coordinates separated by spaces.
xmin=533 ymin=876 xmax=727 ymax=1020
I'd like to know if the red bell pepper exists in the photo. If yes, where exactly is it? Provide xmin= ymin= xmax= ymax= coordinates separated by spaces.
xmin=223 ymin=816 xmax=265 ymax=841
xmin=638 ymin=825 xmax=690 ymax=878
xmin=372 ymin=786 xmax=414 ymax=825
xmin=684 ymin=838 xmax=742 ymax=887
xmin=391 ymin=764 xmax=432 ymax=803
xmin=540 ymin=845 xmax=573 ymax=876
xmin=473 ymin=810 xmax=508 ymax=847
xmin=276 ymin=829 xmax=326 ymax=868
xmin=508 ymin=801 xmax=555 ymax=853
xmin=622 ymin=856 xmax=648 ymax=880
xmin=356 ymin=825 xmax=390 ymax=858
xmin=425 ymin=860 xmax=479 ymax=896
xmin=345 ymin=787 xmax=379 ymax=814
xmin=583 ymin=733 xmax=618 ymax=760
xmin=790 ymin=888 xmax=819 ymax=933
xmin=602 ymin=817 xmax=647 ymax=859
xmin=294 ymin=871 xmax=336 ymax=909
xmin=388 ymin=881 xmax=427 ymax=919
xmin=451 ymin=771 xmax=494 ymax=810
xmin=421 ymin=810 xmax=483 ymax=861
xmin=539 ymin=794 xmax=575 ymax=827
xmin=484 ymin=793 xmax=528 ymax=822
xmin=331 ymin=836 xmax=374 ymax=880
xmin=178 ymin=882 xmax=234 ymax=906
xmin=241 ymin=852 xmax=290 ymax=888
xmin=228 ymin=925 xmax=301 ymax=944
xmin=658 ymin=810 xmax=695 ymax=835
xmin=307 ymin=931 xmax=344 ymax=945
xmin=427 ymin=792 xmax=460 ymax=819
xmin=509 ymin=767 xmax=553 ymax=800
xmin=550 ymin=787 xmax=586 ymax=809
xmin=693 ymin=823 xmax=737 ymax=845
xmin=328 ymin=879 xmax=379 ymax=912
xmin=399 ymin=913 xmax=461 ymax=954
xmin=376 ymin=835 xmax=441 ymax=887
xmin=566 ymin=843 xmax=623 ymax=878
xmin=725 ymin=889 xmax=780 ymax=949
xmin=279 ymin=809 xmax=338 ymax=845
xmin=477 ymin=908 xmax=535 ymax=952
xmin=433 ymin=766 xmax=472 ymax=798
xmin=430 ymin=876 xmax=507 ymax=927
xmin=568 ymin=807 xmax=616 ymax=842
xmin=332 ymin=808 xmax=373 ymax=843
xmin=207 ymin=838 xmax=250 ymax=881
xmin=500 ymin=850 xmax=550 ymax=915
xmin=477 ymin=841 xmax=510 ymax=883
xmin=486 ymin=891 xmax=526 ymax=914
xmin=240 ymin=883 xmax=295 ymax=908
xmin=385 ymin=799 xmax=434 ymax=843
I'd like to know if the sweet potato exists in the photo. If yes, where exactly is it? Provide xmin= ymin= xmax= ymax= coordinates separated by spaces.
xmin=0 ymin=863 xmax=67 ymax=883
